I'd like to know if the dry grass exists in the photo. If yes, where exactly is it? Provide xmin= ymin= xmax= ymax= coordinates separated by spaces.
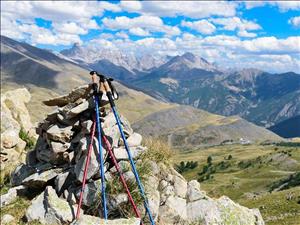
xmin=141 ymin=138 xmax=173 ymax=165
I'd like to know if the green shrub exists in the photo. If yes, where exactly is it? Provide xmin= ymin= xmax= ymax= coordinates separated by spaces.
xmin=19 ymin=128 xmax=36 ymax=150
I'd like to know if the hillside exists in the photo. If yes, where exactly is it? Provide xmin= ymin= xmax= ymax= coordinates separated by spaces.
xmin=0 ymin=36 xmax=172 ymax=123
xmin=173 ymin=143 xmax=300 ymax=225
xmin=133 ymin=105 xmax=283 ymax=147
xmin=269 ymin=115 xmax=300 ymax=138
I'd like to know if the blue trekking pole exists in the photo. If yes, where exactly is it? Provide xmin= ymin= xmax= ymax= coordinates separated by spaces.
xmin=90 ymin=72 xmax=108 ymax=220
xmin=93 ymin=71 xmax=155 ymax=225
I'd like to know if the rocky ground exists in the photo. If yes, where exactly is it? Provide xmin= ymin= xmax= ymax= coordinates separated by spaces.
xmin=1 ymin=86 xmax=265 ymax=225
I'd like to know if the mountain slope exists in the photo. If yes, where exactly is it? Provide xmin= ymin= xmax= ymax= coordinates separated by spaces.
xmin=133 ymin=105 xmax=283 ymax=147
xmin=132 ymin=54 xmax=300 ymax=129
xmin=0 ymin=36 xmax=172 ymax=123
xmin=269 ymin=115 xmax=300 ymax=138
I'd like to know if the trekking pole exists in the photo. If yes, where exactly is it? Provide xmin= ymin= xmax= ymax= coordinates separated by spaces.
xmin=76 ymin=120 xmax=96 ymax=219
xmin=90 ymin=73 xmax=108 ymax=220
xmin=101 ymin=132 xmax=142 ymax=222
xmin=91 ymin=71 xmax=155 ymax=225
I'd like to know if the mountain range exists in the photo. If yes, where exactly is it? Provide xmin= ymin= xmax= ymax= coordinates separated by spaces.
xmin=0 ymin=35 xmax=284 ymax=145
xmin=61 ymin=44 xmax=300 ymax=137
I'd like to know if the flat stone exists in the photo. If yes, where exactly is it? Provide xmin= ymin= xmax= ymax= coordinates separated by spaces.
xmin=22 ymin=168 xmax=61 ymax=189
xmin=46 ymin=125 xmax=74 ymax=143
xmin=11 ymin=164 xmax=36 ymax=186
xmin=113 ymin=146 xmax=146 ymax=161
xmin=55 ymin=171 xmax=73 ymax=196
xmin=70 ymin=215 xmax=140 ymax=225
xmin=43 ymin=85 xmax=92 ymax=107
xmin=159 ymin=196 xmax=187 ymax=223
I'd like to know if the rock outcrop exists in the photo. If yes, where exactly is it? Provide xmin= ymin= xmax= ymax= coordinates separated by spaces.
xmin=6 ymin=85 xmax=265 ymax=225
xmin=0 ymin=88 xmax=35 ymax=175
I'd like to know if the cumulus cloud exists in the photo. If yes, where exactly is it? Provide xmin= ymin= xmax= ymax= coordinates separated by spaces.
xmin=120 ymin=1 xmax=237 ymax=18
xmin=245 ymin=1 xmax=300 ymax=11
xmin=102 ymin=15 xmax=181 ymax=36
xmin=289 ymin=16 xmax=300 ymax=28
xmin=181 ymin=20 xmax=216 ymax=35
xmin=210 ymin=17 xmax=261 ymax=37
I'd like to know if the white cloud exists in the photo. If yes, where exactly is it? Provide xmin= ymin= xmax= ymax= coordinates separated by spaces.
xmin=211 ymin=17 xmax=261 ymax=31
xmin=237 ymin=30 xmax=257 ymax=38
xmin=115 ymin=31 xmax=129 ymax=39
xmin=120 ymin=1 xmax=237 ymax=18
xmin=181 ymin=20 xmax=216 ymax=35
xmin=245 ymin=1 xmax=300 ymax=11
xmin=129 ymin=27 xmax=150 ymax=36
xmin=289 ymin=16 xmax=300 ymax=28
xmin=103 ymin=15 xmax=181 ymax=36
xmin=53 ymin=22 xmax=87 ymax=35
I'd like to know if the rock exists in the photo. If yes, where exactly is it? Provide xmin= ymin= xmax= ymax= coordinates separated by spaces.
xmin=64 ymin=98 xmax=94 ymax=119
xmin=11 ymin=164 xmax=36 ymax=186
xmin=22 ymin=168 xmax=61 ymax=189
xmin=126 ymin=133 xmax=142 ymax=147
xmin=159 ymin=196 xmax=187 ymax=223
xmin=70 ymin=215 xmax=140 ymax=225
xmin=122 ymin=171 xmax=134 ymax=182
xmin=173 ymin=175 xmax=187 ymax=198
xmin=187 ymin=198 xmax=221 ymax=223
xmin=217 ymin=196 xmax=265 ymax=225
xmin=55 ymin=171 xmax=73 ymax=195
xmin=74 ymin=147 xmax=101 ymax=182
xmin=146 ymin=190 xmax=160 ymax=220
xmin=48 ymin=141 xmax=71 ymax=163
xmin=109 ymin=193 xmax=128 ymax=210
xmin=0 ymin=185 xmax=26 ymax=207
xmin=113 ymin=146 xmax=146 ymax=161
xmin=46 ymin=125 xmax=74 ymax=143
xmin=187 ymin=180 xmax=205 ymax=202
xmin=1 ymin=129 xmax=20 ymax=148
xmin=2 ymin=88 xmax=32 ymax=132
xmin=43 ymin=85 xmax=92 ymax=107
xmin=26 ymin=186 xmax=79 ymax=225
xmin=1 ymin=214 xmax=15 ymax=224
xmin=75 ymin=179 xmax=101 ymax=207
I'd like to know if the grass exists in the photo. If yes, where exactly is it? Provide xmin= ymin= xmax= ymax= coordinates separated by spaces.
xmin=0 ymin=196 xmax=42 ymax=225
xmin=19 ymin=128 xmax=36 ymax=150
xmin=172 ymin=144 xmax=300 ymax=225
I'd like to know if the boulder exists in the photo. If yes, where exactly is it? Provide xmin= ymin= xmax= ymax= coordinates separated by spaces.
xmin=173 ymin=175 xmax=187 ymax=198
xmin=126 ymin=133 xmax=142 ymax=147
xmin=2 ymin=88 xmax=32 ymax=132
xmin=0 ymin=185 xmax=26 ymax=207
xmin=1 ymin=129 xmax=20 ymax=148
xmin=1 ymin=214 xmax=15 ymax=224
xmin=26 ymin=186 xmax=80 ymax=225
xmin=186 ymin=180 xmax=206 ymax=202
xmin=159 ymin=196 xmax=187 ymax=223
xmin=55 ymin=171 xmax=73 ymax=195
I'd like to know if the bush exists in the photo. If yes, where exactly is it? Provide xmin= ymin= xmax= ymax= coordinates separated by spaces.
xmin=175 ymin=161 xmax=198 ymax=174
xmin=19 ymin=128 xmax=36 ymax=150
xmin=140 ymin=138 xmax=173 ymax=165
xmin=207 ymin=155 xmax=213 ymax=165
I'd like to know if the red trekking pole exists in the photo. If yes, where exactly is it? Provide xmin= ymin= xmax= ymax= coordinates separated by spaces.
xmin=102 ymin=134 xmax=142 ymax=223
xmin=76 ymin=121 xmax=96 ymax=219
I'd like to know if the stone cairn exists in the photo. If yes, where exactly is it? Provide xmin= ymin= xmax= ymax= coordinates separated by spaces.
xmin=6 ymin=85 xmax=265 ymax=225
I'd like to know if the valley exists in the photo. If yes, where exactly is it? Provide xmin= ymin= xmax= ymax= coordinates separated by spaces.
xmin=173 ymin=143 xmax=300 ymax=225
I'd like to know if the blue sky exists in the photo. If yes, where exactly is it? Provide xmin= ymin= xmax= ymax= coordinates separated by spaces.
xmin=1 ymin=1 xmax=300 ymax=72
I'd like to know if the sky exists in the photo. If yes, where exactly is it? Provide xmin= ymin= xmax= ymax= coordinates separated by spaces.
xmin=1 ymin=1 xmax=300 ymax=73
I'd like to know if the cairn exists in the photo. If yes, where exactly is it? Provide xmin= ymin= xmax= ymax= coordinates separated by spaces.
xmin=11 ymin=85 xmax=144 ymax=224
